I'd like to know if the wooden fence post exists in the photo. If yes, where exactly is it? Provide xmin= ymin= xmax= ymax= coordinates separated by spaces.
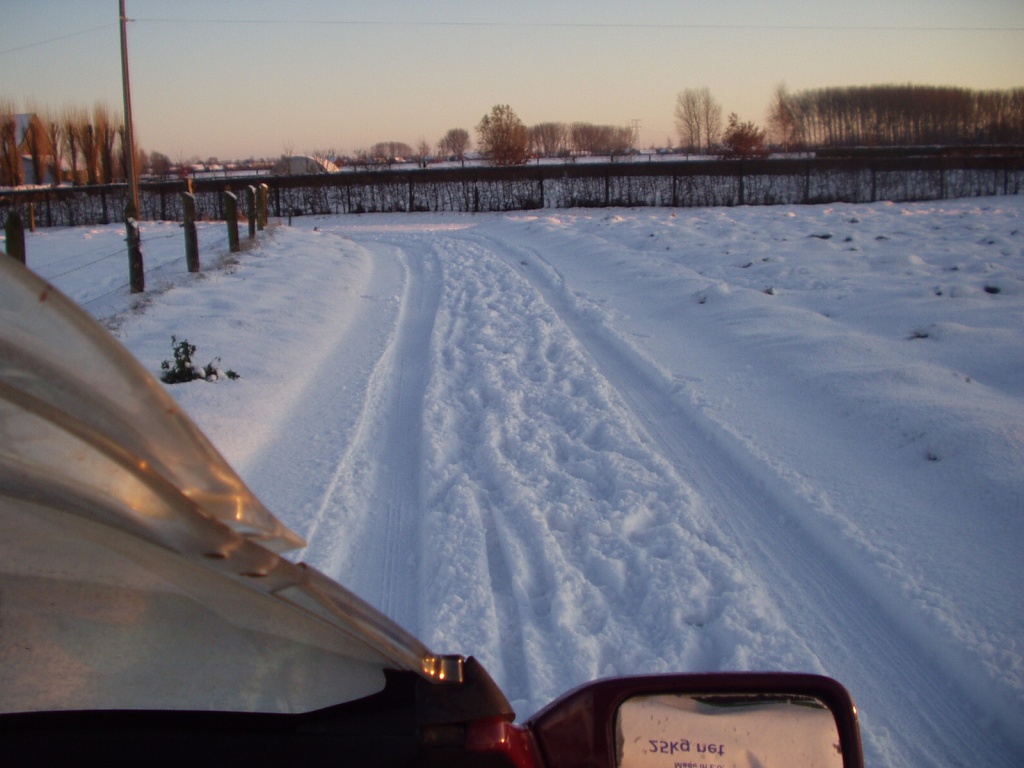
xmin=181 ymin=192 xmax=200 ymax=272
xmin=4 ymin=212 xmax=26 ymax=264
xmin=225 ymin=191 xmax=239 ymax=253
xmin=246 ymin=186 xmax=257 ymax=239
xmin=258 ymin=184 xmax=269 ymax=229
xmin=125 ymin=202 xmax=145 ymax=293
xmin=28 ymin=204 xmax=36 ymax=232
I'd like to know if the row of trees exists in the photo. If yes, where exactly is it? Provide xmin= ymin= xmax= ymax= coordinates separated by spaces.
xmin=671 ymin=88 xmax=767 ymax=158
xmin=475 ymin=108 xmax=642 ymax=166
xmin=465 ymin=114 xmax=641 ymax=165
xmin=673 ymin=84 xmax=1024 ymax=156
xmin=767 ymin=85 xmax=1024 ymax=150
xmin=350 ymin=85 xmax=1024 ymax=170
xmin=354 ymin=116 xmax=638 ymax=169
xmin=346 ymin=135 xmax=468 ymax=168
xmin=9 ymin=85 xmax=1021 ymax=187
xmin=0 ymin=100 xmax=152 ymax=187
xmin=385 ymin=103 xmax=761 ymax=167
xmin=528 ymin=122 xmax=636 ymax=158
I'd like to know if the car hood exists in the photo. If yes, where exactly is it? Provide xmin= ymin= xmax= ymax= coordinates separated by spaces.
xmin=0 ymin=254 xmax=445 ymax=715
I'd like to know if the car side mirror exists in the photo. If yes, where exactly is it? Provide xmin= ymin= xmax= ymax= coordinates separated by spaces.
xmin=526 ymin=672 xmax=863 ymax=768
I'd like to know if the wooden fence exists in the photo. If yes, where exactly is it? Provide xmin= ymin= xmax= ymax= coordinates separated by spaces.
xmin=3 ymin=154 xmax=1022 ymax=228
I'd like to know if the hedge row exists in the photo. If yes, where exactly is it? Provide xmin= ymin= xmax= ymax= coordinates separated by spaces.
xmin=3 ymin=155 xmax=1022 ymax=228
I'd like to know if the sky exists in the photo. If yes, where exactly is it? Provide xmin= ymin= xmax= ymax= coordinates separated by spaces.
xmin=2 ymin=0 xmax=1023 ymax=161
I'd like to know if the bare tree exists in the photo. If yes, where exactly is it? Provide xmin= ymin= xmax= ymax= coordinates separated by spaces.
xmin=675 ymin=87 xmax=722 ymax=154
xmin=438 ymin=127 xmax=471 ymax=162
xmin=79 ymin=119 xmax=99 ymax=184
xmin=44 ymin=110 xmax=63 ymax=185
xmin=350 ymin=148 xmax=372 ymax=170
xmin=0 ymin=100 xmax=21 ymax=186
xmin=607 ymin=125 xmax=635 ymax=156
xmin=21 ymin=105 xmax=46 ymax=185
xmin=83 ymin=126 xmax=101 ymax=186
xmin=569 ymin=122 xmax=598 ymax=155
xmin=566 ymin=123 xmax=634 ymax=157
xmin=93 ymin=104 xmax=122 ymax=183
xmin=61 ymin=106 xmax=86 ymax=184
xmin=767 ymin=84 xmax=799 ymax=151
xmin=370 ymin=141 xmax=413 ymax=165
xmin=413 ymin=139 xmax=432 ymax=168
xmin=93 ymin=104 xmax=111 ymax=182
xmin=699 ymin=88 xmax=723 ymax=153
xmin=529 ymin=122 xmax=568 ymax=158
xmin=674 ymin=89 xmax=702 ymax=153
xmin=477 ymin=104 xmax=529 ymax=166
xmin=149 ymin=150 xmax=172 ymax=178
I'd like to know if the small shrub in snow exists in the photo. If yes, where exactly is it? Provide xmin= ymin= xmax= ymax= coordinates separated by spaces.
xmin=160 ymin=336 xmax=239 ymax=384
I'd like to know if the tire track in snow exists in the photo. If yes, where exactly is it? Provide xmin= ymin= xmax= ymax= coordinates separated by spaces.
xmin=472 ymin=231 xmax=1022 ymax=767
xmin=418 ymin=243 xmax=535 ymax=701
xmin=239 ymin=234 xmax=400 ymax=556
xmin=415 ymin=236 xmax=809 ymax=717
xmin=375 ymin=244 xmax=441 ymax=625
xmin=300 ymin=239 xmax=440 ymax=634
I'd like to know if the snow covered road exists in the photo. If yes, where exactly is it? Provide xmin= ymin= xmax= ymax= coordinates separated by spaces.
xmin=23 ymin=199 xmax=1024 ymax=766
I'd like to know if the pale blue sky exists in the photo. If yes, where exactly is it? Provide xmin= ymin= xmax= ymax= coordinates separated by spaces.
xmin=2 ymin=1 xmax=1022 ymax=160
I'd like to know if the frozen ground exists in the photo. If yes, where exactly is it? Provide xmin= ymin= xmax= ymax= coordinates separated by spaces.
xmin=12 ymin=198 xmax=1024 ymax=766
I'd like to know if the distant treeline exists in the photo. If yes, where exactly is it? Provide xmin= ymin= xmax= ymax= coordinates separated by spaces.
xmin=0 ymin=101 xmax=143 ymax=187
xmin=355 ymin=122 xmax=637 ymax=165
xmin=528 ymin=123 xmax=636 ymax=158
xmin=769 ymin=85 xmax=1024 ymax=150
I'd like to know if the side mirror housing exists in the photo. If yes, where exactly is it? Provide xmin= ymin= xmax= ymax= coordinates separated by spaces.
xmin=526 ymin=672 xmax=863 ymax=768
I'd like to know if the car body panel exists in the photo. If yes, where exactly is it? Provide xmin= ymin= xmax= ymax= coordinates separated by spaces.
xmin=0 ymin=255 xmax=445 ymax=714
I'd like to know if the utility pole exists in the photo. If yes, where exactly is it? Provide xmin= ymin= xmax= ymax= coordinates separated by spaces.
xmin=120 ymin=0 xmax=144 ymax=292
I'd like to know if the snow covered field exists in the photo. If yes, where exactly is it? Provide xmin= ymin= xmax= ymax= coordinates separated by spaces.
xmin=11 ymin=198 xmax=1024 ymax=766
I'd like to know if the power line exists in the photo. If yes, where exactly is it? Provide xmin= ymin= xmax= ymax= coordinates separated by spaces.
xmin=2 ymin=15 xmax=1018 ymax=58
xmin=0 ymin=23 xmax=116 ymax=56
xmin=130 ymin=17 xmax=1024 ymax=33
xmin=4 ymin=16 xmax=1015 ymax=58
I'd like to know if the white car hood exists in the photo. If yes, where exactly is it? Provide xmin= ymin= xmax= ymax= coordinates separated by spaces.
xmin=0 ymin=254 xmax=441 ymax=714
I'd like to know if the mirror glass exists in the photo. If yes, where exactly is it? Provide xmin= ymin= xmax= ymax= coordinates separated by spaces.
xmin=616 ymin=692 xmax=843 ymax=768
